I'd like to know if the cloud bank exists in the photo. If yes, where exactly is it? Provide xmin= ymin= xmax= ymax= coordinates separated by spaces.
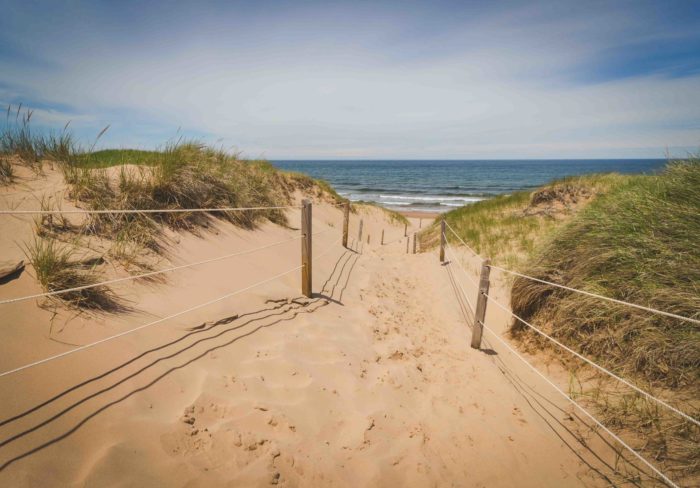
xmin=1 ymin=0 xmax=699 ymax=158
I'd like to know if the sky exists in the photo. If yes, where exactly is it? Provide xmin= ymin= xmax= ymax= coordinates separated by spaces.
xmin=1 ymin=0 xmax=699 ymax=159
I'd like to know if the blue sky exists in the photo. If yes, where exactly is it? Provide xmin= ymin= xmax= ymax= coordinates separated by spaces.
xmin=1 ymin=0 xmax=699 ymax=159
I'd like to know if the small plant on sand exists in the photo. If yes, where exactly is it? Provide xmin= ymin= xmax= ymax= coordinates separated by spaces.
xmin=0 ymin=157 xmax=13 ymax=184
xmin=24 ymin=237 xmax=124 ymax=311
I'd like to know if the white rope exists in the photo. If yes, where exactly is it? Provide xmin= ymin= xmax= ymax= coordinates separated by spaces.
xmin=313 ymin=235 xmax=344 ymax=262
xmin=483 ymin=291 xmax=700 ymax=427
xmin=442 ymin=219 xmax=697 ymax=326
xmin=444 ymin=235 xmax=480 ymax=290
xmin=488 ymin=265 xmax=700 ymax=326
xmin=444 ymin=220 xmax=480 ymax=257
xmin=479 ymin=323 xmax=678 ymax=488
xmin=0 ymin=264 xmax=303 ymax=378
xmin=443 ymin=240 xmax=477 ymax=312
xmin=449 ymin=276 xmax=678 ymax=487
xmin=0 ymin=205 xmax=300 ymax=215
xmin=0 ymin=235 xmax=304 ymax=306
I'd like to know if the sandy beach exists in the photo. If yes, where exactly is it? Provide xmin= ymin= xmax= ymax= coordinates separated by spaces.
xmin=0 ymin=166 xmax=646 ymax=487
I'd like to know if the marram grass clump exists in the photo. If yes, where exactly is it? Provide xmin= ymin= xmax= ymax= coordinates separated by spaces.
xmin=24 ymin=237 xmax=125 ymax=312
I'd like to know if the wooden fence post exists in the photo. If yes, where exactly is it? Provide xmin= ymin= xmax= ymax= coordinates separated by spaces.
xmin=358 ymin=219 xmax=363 ymax=244
xmin=471 ymin=259 xmax=491 ymax=349
xmin=412 ymin=232 xmax=417 ymax=254
xmin=381 ymin=229 xmax=384 ymax=245
xmin=439 ymin=219 xmax=446 ymax=262
xmin=301 ymin=199 xmax=312 ymax=298
xmin=404 ymin=222 xmax=407 ymax=237
xmin=342 ymin=201 xmax=350 ymax=248
xmin=367 ymin=234 xmax=370 ymax=245
xmin=405 ymin=236 xmax=409 ymax=253
xmin=419 ymin=218 xmax=422 ymax=228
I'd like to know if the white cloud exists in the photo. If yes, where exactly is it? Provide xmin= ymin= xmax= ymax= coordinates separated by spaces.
xmin=1 ymin=1 xmax=698 ymax=158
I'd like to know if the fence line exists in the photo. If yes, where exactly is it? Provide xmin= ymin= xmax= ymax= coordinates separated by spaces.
xmin=444 ymin=220 xmax=479 ymax=257
xmin=483 ymin=290 xmax=700 ymax=427
xmin=441 ymin=219 xmax=699 ymax=326
xmin=444 ymin=263 xmax=679 ymax=487
xmin=441 ymin=224 xmax=694 ymax=486
xmin=0 ymin=264 xmax=303 ymax=379
xmin=0 ymin=202 xmax=350 ymax=378
xmin=0 ymin=227 xmax=334 ymax=307
xmin=0 ymin=205 xmax=300 ymax=216
xmin=0 ymin=235 xmax=300 ymax=306
xmin=442 ymin=228 xmax=699 ymax=427
xmin=443 ymin=242 xmax=477 ymax=312
xmin=488 ymin=265 xmax=700 ymax=326
xmin=444 ymin=238 xmax=479 ymax=289
xmin=477 ymin=317 xmax=678 ymax=488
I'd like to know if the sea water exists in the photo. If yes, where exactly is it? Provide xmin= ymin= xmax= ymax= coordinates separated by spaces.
xmin=273 ymin=159 xmax=667 ymax=213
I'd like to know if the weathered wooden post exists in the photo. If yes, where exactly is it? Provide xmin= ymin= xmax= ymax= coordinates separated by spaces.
xmin=471 ymin=259 xmax=491 ymax=349
xmin=301 ymin=199 xmax=312 ymax=298
xmin=404 ymin=222 xmax=407 ymax=237
xmin=381 ymin=229 xmax=384 ymax=245
xmin=406 ymin=236 xmax=409 ymax=253
xmin=342 ymin=201 xmax=350 ymax=248
xmin=358 ymin=219 xmax=363 ymax=244
xmin=419 ymin=218 xmax=422 ymax=229
xmin=439 ymin=219 xmax=446 ymax=262
xmin=412 ymin=232 xmax=417 ymax=254
xmin=367 ymin=234 xmax=370 ymax=245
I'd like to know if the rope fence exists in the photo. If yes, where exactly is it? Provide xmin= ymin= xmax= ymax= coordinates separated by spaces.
xmin=0 ymin=200 xmax=354 ymax=379
xmin=439 ymin=221 xmax=698 ymax=488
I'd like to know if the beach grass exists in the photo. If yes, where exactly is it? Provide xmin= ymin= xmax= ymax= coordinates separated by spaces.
xmin=510 ymin=159 xmax=700 ymax=481
xmin=1 ymin=106 xmax=339 ymax=308
xmin=24 ymin=236 xmax=125 ymax=311
xmin=419 ymin=173 xmax=630 ymax=269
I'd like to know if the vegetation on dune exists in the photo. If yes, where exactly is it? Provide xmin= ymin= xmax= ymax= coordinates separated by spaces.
xmin=510 ymin=160 xmax=700 ymax=482
xmin=419 ymin=173 xmax=629 ymax=269
xmin=2 ymin=105 xmax=340 ymax=310
xmin=420 ymin=161 xmax=699 ymax=482
xmin=511 ymin=161 xmax=699 ymax=388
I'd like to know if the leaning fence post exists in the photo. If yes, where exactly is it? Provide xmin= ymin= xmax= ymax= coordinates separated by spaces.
xmin=439 ymin=219 xmax=446 ymax=262
xmin=342 ymin=201 xmax=350 ymax=248
xmin=358 ymin=219 xmax=363 ymax=244
xmin=301 ymin=199 xmax=312 ymax=298
xmin=381 ymin=229 xmax=384 ymax=245
xmin=412 ymin=232 xmax=417 ymax=254
xmin=471 ymin=259 xmax=491 ymax=349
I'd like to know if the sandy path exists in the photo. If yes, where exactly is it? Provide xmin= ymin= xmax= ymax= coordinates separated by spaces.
xmin=0 ymin=204 xmax=641 ymax=487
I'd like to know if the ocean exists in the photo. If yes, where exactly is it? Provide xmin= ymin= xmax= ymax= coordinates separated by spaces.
xmin=272 ymin=159 xmax=668 ymax=213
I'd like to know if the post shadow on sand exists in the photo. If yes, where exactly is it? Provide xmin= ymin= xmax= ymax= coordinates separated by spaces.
xmin=443 ymin=260 xmax=654 ymax=487
xmin=0 ymin=248 xmax=359 ymax=472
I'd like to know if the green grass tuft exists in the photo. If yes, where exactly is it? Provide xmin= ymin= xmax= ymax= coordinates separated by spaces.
xmin=24 ymin=237 xmax=124 ymax=312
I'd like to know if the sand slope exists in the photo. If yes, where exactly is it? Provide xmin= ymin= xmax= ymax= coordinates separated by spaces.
xmin=0 ymin=176 xmax=645 ymax=486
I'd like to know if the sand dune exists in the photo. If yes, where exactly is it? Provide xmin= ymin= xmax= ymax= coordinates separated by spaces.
xmin=0 ymin=174 xmax=647 ymax=487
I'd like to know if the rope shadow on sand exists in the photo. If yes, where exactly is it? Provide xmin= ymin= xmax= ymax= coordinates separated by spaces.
xmin=443 ymin=260 xmax=651 ymax=487
xmin=0 ymin=248 xmax=360 ymax=472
